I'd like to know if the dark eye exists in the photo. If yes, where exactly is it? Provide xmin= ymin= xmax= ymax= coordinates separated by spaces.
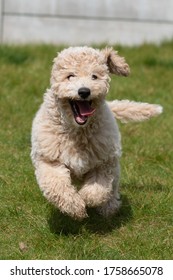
xmin=67 ymin=74 xmax=75 ymax=80
xmin=92 ymin=74 xmax=98 ymax=80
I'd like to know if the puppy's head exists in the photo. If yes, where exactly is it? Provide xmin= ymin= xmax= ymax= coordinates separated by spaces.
xmin=51 ymin=46 xmax=130 ymax=126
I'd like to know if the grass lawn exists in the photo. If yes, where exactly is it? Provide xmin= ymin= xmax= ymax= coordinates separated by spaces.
xmin=0 ymin=42 xmax=173 ymax=260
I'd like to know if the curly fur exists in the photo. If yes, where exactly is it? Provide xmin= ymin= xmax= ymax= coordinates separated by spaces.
xmin=31 ymin=46 xmax=162 ymax=220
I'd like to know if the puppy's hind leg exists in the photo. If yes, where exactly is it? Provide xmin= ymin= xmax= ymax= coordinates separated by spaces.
xmin=97 ymin=160 xmax=121 ymax=217
xmin=97 ymin=182 xmax=121 ymax=218
xmin=35 ymin=160 xmax=87 ymax=220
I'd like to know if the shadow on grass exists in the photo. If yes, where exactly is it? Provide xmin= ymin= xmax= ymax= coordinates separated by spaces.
xmin=48 ymin=195 xmax=133 ymax=236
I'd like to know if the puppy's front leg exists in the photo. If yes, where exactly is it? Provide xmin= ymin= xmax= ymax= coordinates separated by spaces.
xmin=79 ymin=161 xmax=119 ymax=208
xmin=35 ymin=160 xmax=87 ymax=220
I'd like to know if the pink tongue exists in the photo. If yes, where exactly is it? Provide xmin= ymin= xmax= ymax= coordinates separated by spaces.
xmin=76 ymin=101 xmax=95 ymax=116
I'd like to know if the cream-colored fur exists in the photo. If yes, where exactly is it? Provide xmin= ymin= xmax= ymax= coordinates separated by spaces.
xmin=31 ymin=46 xmax=162 ymax=220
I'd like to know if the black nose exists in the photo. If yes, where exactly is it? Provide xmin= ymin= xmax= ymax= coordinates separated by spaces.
xmin=78 ymin=87 xmax=91 ymax=99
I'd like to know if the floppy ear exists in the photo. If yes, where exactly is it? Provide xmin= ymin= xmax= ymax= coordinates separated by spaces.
xmin=101 ymin=47 xmax=130 ymax=76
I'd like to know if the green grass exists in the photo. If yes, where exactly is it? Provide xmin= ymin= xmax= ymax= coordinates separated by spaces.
xmin=0 ymin=42 xmax=173 ymax=260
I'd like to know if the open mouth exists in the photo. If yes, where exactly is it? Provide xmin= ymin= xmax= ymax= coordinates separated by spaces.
xmin=69 ymin=100 xmax=96 ymax=125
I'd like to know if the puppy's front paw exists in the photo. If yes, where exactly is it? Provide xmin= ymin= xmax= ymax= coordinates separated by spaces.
xmin=79 ymin=185 xmax=110 ymax=207
xmin=60 ymin=193 xmax=88 ymax=220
